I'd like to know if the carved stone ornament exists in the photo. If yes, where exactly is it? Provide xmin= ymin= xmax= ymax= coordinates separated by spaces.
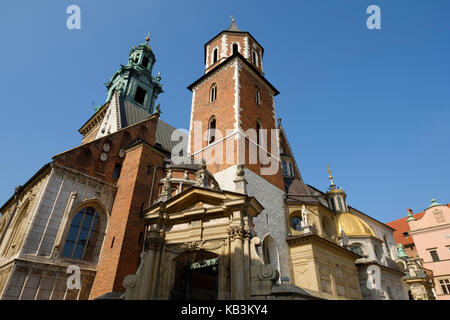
xmin=144 ymin=236 xmax=164 ymax=251
xmin=258 ymin=264 xmax=279 ymax=282
xmin=228 ymin=225 xmax=254 ymax=240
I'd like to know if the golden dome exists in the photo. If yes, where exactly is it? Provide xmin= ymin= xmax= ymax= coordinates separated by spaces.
xmin=335 ymin=212 xmax=376 ymax=237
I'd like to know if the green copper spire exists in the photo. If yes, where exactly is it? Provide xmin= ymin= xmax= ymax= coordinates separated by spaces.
xmin=397 ymin=244 xmax=408 ymax=259
xmin=406 ymin=208 xmax=415 ymax=222
xmin=104 ymin=34 xmax=163 ymax=114
xmin=427 ymin=198 xmax=443 ymax=209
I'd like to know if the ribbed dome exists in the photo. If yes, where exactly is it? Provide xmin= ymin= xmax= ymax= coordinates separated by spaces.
xmin=335 ymin=212 xmax=375 ymax=237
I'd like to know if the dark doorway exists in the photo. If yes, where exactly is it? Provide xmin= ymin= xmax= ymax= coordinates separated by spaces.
xmin=170 ymin=251 xmax=219 ymax=300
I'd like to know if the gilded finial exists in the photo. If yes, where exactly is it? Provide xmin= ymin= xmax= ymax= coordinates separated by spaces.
xmin=327 ymin=164 xmax=334 ymax=186
xmin=230 ymin=15 xmax=235 ymax=23
xmin=145 ymin=33 xmax=150 ymax=44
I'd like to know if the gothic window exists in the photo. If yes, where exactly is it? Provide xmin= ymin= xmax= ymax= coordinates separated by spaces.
xmin=142 ymin=56 xmax=149 ymax=68
xmin=322 ymin=216 xmax=332 ymax=238
xmin=439 ymin=278 xmax=450 ymax=295
xmin=208 ymin=116 xmax=216 ymax=145
xmin=62 ymin=207 xmax=101 ymax=261
xmin=210 ymin=84 xmax=217 ymax=102
xmin=403 ymin=232 xmax=409 ymax=238
xmin=255 ymin=87 xmax=261 ymax=105
xmin=429 ymin=250 xmax=440 ymax=262
xmin=252 ymin=51 xmax=258 ymax=65
xmin=232 ymin=43 xmax=239 ymax=54
xmin=213 ymin=48 xmax=218 ymax=63
xmin=256 ymin=121 xmax=262 ymax=145
xmin=134 ymin=86 xmax=147 ymax=105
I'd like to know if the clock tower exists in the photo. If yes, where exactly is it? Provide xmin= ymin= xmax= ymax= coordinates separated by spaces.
xmin=186 ymin=19 xmax=290 ymax=280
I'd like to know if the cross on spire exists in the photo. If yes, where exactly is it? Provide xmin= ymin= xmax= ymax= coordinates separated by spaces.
xmin=327 ymin=164 xmax=335 ymax=186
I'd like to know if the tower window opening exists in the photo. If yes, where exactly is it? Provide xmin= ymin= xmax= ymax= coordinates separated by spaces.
xmin=232 ymin=43 xmax=239 ymax=54
xmin=337 ymin=197 xmax=343 ymax=211
xmin=252 ymin=51 xmax=258 ymax=66
xmin=134 ymin=86 xmax=147 ymax=105
xmin=213 ymin=48 xmax=218 ymax=63
xmin=256 ymin=121 xmax=261 ymax=145
xmin=142 ymin=56 xmax=149 ymax=68
xmin=208 ymin=116 xmax=216 ymax=145
xmin=255 ymin=87 xmax=261 ymax=105
xmin=330 ymin=197 xmax=336 ymax=211
xmin=210 ymin=84 xmax=217 ymax=102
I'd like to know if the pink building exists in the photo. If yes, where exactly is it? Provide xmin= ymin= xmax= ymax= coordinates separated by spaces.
xmin=408 ymin=200 xmax=450 ymax=300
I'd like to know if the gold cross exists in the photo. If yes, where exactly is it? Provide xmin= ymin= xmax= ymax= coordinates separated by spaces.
xmin=230 ymin=15 xmax=235 ymax=23
xmin=145 ymin=33 xmax=150 ymax=44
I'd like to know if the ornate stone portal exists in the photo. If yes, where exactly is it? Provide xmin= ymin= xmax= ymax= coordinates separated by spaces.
xmin=121 ymin=186 xmax=312 ymax=300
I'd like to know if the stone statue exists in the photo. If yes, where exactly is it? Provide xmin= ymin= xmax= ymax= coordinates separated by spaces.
xmin=301 ymin=205 xmax=308 ymax=228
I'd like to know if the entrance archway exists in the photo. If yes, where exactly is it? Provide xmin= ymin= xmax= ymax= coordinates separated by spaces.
xmin=170 ymin=250 xmax=219 ymax=300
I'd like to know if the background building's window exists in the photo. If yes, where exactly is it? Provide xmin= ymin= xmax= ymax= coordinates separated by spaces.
xmin=134 ymin=86 xmax=146 ymax=105
xmin=256 ymin=121 xmax=261 ymax=145
xmin=62 ymin=207 xmax=101 ymax=261
xmin=439 ymin=278 xmax=450 ymax=295
xmin=429 ymin=250 xmax=440 ymax=262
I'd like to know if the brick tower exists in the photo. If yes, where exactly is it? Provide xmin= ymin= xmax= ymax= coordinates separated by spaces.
xmin=187 ymin=19 xmax=291 ymax=280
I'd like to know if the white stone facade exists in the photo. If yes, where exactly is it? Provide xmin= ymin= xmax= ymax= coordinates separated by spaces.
xmin=213 ymin=165 xmax=291 ymax=281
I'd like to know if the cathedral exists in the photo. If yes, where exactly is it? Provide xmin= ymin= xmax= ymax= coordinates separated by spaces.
xmin=0 ymin=21 xmax=407 ymax=300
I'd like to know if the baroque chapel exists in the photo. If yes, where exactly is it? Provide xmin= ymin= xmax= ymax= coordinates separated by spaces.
xmin=0 ymin=21 xmax=406 ymax=300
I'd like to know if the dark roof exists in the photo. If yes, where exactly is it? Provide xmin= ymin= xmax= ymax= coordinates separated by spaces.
xmin=227 ymin=21 xmax=241 ymax=32
xmin=189 ymin=51 xmax=279 ymax=96
xmin=155 ymin=119 xmax=185 ymax=153
xmin=120 ymin=100 xmax=152 ymax=128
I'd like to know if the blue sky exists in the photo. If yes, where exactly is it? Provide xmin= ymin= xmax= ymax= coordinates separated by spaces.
xmin=0 ymin=1 xmax=448 ymax=222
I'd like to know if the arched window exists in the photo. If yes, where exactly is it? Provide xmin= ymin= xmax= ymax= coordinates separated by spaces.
xmin=252 ymin=50 xmax=258 ymax=66
xmin=208 ymin=116 xmax=216 ymax=145
xmin=290 ymin=214 xmax=303 ymax=231
xmin=255 ymin=87 xmax=261 ymax=105
xmin=350 ymin=243 xmax=365 ymax=256
xmin=62 ymin=207 xmax=101 ymax=261
xmin=329 ymin=197 xmax=336 ymax=211
xmin=232 ymin=43 xmax=239 ymax=54
xmin=213 ymin=48 xmax=218 ymax=63
xmin=210 ymin=84 xmax=217 ymax=102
